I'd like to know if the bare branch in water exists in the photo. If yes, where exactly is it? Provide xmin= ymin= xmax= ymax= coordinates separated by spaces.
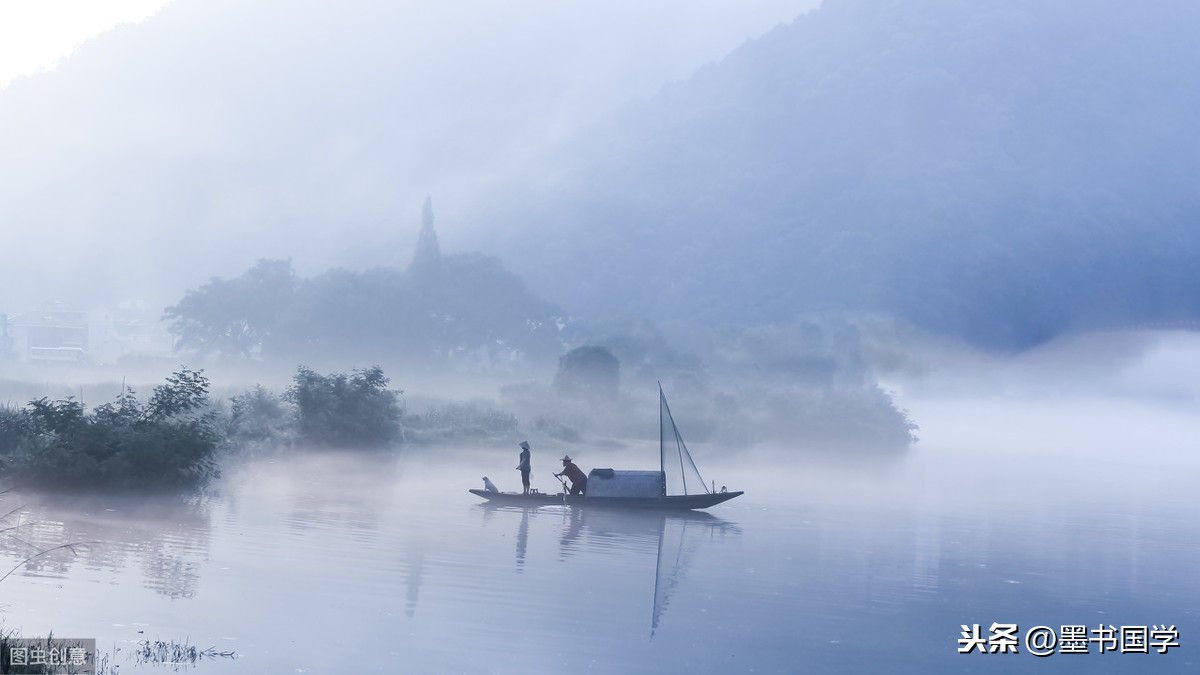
xmin=0 ymin=541 xmax=95 ymax=584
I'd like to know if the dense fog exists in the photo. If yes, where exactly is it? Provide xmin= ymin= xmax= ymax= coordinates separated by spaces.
xmin=4 ymin=5 xmax=1199 ymax=671
xmin=475 ymin=0 xmax=1200 ymax=351
xmin=5 ymin=0 xmax=1199 ymax=343
xmin=3 ymin=0 xmax=1200 ymax=454
xmin=0 ymin=0 xmax=818 ymax=306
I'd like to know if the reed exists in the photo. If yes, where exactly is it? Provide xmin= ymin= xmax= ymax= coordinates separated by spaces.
xmin=133 ymin=637 xmax=237 ymax=666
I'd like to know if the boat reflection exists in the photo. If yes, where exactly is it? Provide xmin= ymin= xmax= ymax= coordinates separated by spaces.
xmin=403 ymin=541 xmax=426 ymax=618
xmin=478 ymin=503 xmax=740 ymax=631
xmin=578 ymin=508 xmax=741 ymax=634
xmin=516 ymin=508 xmax=529 ymax=571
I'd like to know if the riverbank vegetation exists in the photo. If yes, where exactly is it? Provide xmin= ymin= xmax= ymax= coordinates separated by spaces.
xmin=0 ymin=368 xmax=219 ymax=490
xmin=0 ymin=365 xmax=408 ymax=490
xmin=0 ymin=342 xmax=918 ymax=492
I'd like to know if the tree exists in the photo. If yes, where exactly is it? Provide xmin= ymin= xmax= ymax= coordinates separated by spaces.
xmin=286 ymin=366 xmax=403 ymax=448
xmin=145 ymin=367 xmax=212 ymax=420
xmin=164 ymin=258 xmax=296 ymax=358
xmin=553 ymin=345 xmax=620 ymax=401
xmin=162 ymin=225 xmax=566 ymax=369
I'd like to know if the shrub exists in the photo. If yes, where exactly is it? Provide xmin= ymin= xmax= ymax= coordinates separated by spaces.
xmin=285 ymin=366 xmax=402 ymax=448
xmin=0 ymin=368 xmax=220 ymax=490
xmin=226 ymin=384 xmax=293 ymax=446
xmin=406 ymin=399 xmax=518 ymax=441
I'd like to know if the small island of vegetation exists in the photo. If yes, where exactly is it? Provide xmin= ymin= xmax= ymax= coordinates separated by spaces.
xmin=0 ymin=364 xmax=407 ymax=491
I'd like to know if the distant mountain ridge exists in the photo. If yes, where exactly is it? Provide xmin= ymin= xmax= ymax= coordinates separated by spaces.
xmin=0 ymin=0 xmax=817 ymax=311
xmin=479 ymin=0 xmax=1200 ymax=350
xmin=4 ymin=0 xmax=1198 ymax=352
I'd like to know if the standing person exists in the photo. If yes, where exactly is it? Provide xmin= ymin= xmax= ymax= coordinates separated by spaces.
xmin=516 ymin=441 xmax=532 ymax=494
xmin=554 ymin=455 xmax=587 ymax=495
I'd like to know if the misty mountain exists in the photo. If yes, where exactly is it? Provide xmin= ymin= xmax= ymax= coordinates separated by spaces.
xmin=477 ymin=0 xmax=1200 ymax=350
xmin=0 ymin=0 xmax=815 ymax=310
xmin=6 ymin=0 xmax=1190 ymax=356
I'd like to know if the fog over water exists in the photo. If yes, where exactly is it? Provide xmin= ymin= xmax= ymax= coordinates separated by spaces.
xmin=2 ymin=0 xmax=1200 ymax=672
xmin=0 ymin=336 xmax=1197 ymax=673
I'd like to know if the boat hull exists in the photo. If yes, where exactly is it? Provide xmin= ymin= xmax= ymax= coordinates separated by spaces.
xmin=468 ymin=489 xmax=743 ymax=510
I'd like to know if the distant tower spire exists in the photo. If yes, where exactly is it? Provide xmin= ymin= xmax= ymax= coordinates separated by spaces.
xmin=410 ymin=196 xmax=442 ymax=277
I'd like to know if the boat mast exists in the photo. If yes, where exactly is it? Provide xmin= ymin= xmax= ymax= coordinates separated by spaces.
xmin=674 ymin=398 xmax=688 ymax=495
xmin=659 ymin=383 xmax=665 ymax=479
xmin=660 ymin=383 xmax=706 ymax=496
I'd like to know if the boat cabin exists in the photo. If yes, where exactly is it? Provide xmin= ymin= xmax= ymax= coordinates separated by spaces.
xmin=586 ymin=469 xmax=665 ymax=498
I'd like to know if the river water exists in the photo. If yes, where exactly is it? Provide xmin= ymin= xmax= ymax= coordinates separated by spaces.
xmin=0 ymin=392 xmax=1197 ymax=674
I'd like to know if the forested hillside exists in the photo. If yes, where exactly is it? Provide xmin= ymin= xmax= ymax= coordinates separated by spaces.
xmin=479 ymin=0 xmax=1200 ymax=350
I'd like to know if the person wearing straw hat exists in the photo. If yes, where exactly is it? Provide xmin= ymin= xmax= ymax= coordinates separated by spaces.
xmin=516 ymin=441 xmax=532 ymax=494
xmin=554 ymin=455 xmax=587 ymax=495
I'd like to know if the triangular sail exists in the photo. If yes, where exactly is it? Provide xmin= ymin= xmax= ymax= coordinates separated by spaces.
xmin=659 ymin=385 xmax=709 ymax=496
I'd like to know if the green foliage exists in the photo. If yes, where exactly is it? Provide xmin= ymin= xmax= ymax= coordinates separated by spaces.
xmin=226 ymin=384 xmax=293 ymax=446
xmin=500 ymin=379 xmax=642 ymax=443
xmin=286 ymin=366 xmax=403 ymax=448
xmin=0 ymin=369 xmax=220 ymax=490
xmin=277 ymin=267 xmax=421 ymax=357
xmin=0 ymin=406 xmax=33 ymax=458
xmin=146 ymin=368 xmax=212 ymax=420
xmin=701 ymin=382 xmax=918 ymax=449
xmin=163 ymin=258 xmax=297 ymax=359
xmin=405 ymin=399 xmax=518 ymax=443
xmin=165 ymin=212 xmax=565 ymax=369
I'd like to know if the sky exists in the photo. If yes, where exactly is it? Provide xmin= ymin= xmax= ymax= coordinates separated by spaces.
xmin=0 ymin=0 xmax=823 ymax=309
xmin=0 ymin=0 xmax=816 ymax=90
xmin=0 ymin=0 xmax=174 ymax=87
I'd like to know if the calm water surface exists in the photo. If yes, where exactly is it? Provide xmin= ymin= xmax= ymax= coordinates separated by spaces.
xmin=0 ymin=394 xmax=1196 ymax=674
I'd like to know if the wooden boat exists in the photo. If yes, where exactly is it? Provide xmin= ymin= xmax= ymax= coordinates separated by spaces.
xmin=467 ymin=488 xmax=742 ymax=509
xmin=470 ymin=386 xmax=744 ymax=510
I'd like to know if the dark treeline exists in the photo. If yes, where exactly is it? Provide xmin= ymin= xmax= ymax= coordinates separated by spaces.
xmin=163 ymin=201 xmax=565 ymax=371
xmin=154 ymin=211 xmax=920 ymax=457
xmin=158 ymin=253 xmax=918 ymax=448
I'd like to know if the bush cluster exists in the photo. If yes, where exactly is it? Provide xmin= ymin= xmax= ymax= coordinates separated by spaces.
xmin=405 ymin=400 xmax=517 ymax=442
xmin=0 ymin=368 xmax=220 ymax=490
xmin=285 ymin=366 xmax=403 ymax=448
xmin=0 ymin=365 xmax=412 ymax=490
xmin=225 ymin=384 xmax=293 ymax=448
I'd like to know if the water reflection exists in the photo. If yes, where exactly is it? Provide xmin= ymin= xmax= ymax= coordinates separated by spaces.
xmin=221 ymin=451 xmax=400 ymax=549
xmin=0 ymin=490 xmax=211 ymax=600
xmin=516 ymin=509 xmax=529 ymax=571
xmin=0 ymin=426 xmax=1192 ymax=674
xmin=558 ymin=508 xmax=584 ymax=556
xmin=478 ymin=504 xmax=741 ymax=631
xmin=403 ymin=543 xmax=426 ymax=618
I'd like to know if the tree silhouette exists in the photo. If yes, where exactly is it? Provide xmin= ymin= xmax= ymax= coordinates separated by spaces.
xmin=553 ymin=345 xmax=620 ymax=401
xmin=164 ymin=259 xmax=296 ymax=358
